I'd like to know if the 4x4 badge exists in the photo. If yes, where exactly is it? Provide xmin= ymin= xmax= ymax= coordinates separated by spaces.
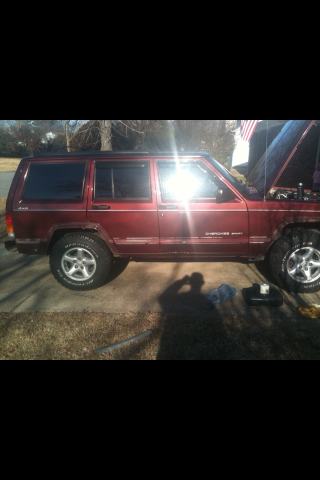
xmin=18 ymin=207 xmax=28 ymax=210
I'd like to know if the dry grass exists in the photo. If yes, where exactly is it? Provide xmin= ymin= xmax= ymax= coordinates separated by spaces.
xmin=0 ymin=158 xmax=21 ymax=173
xmin=1 ymin=310 xmax=320 ymax=360
xmin=0 ymin=197 xmax=7 ymax=243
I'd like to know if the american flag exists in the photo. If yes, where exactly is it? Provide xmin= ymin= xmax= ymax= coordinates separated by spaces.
xmin=240 ymin=120 xmax=259 ymax=142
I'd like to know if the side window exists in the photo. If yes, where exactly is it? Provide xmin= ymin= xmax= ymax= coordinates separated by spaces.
xmin=95 ymin=161 xmax=151 ymax=200
xmin=158 ymin=162 xmax=220 ymax=200
xmin=23 ymin=162 xmax=87 ymax=201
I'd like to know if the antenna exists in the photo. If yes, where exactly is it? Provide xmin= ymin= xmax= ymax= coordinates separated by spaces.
xmin=264 ymin=120 xmax=269 ymax=202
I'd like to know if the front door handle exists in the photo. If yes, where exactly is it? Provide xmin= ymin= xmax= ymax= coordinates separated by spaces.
xmin=92 ymin=205 xmax=111 ymax=210
xmin=159 ymin=205 xmax=178 ymax=210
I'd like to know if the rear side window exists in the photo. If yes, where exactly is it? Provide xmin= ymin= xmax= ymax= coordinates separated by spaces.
xmin=23 ymin=163 xmax=87 ymax=201
xmin=95 ymin=161 xmax=151 ymax=200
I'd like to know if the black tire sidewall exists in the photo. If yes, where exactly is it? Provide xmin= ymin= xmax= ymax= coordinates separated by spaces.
xmin=50 ymin=234 xmax=111 ymax=290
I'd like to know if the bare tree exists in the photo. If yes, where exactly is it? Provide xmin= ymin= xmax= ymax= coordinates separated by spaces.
xmin=67 ymin=120 xmax=112 ymax=151
xmin=64 ymin=120 xmax=70 ymax=152
xmin=60 ymin=120 xmax=87 ymax=151
xmin=172 ymin=120 xmax=236 ymax=167
xmin=70 ymin=120 xmax=172 ymax=152
xmin=68 ymin=120 xmax=236 ymax=167
xmin=99 ymin=120 xmax=112 ymax=150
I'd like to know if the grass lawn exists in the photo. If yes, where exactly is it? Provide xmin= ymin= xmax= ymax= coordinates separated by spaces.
xmin=0 ymin=158 xmax=21 ymax=173
xmin=1 ymin=309 xmax=320 ymax=360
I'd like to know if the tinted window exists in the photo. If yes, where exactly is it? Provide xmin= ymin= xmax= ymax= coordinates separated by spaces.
xmin=158 ymin=162 xmax=220 ymax=200
xmin=95 ymin=168 xmax=112 ymax=198
xmin=95 ymin=161 xmax=151 ymax=199
xmin=23 ymin=163 xmax=87 ymax=201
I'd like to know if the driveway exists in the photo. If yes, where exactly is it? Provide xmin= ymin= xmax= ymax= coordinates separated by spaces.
xmin=1 ymin=244 xmax=320 ymax=316
xmin=0 ymin=172 xmax=15 ymax=197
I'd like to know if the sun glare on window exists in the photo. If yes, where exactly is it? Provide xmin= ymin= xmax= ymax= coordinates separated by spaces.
xmin=166 ymin=172 xmax=200 ymax=200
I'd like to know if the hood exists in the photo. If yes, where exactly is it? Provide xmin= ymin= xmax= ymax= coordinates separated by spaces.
xmin=247 ymin=120 xmax=316 ymax=194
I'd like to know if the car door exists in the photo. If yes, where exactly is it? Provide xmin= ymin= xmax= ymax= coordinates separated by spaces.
xmin=87 ymin=157 xmax=159 ymax=254
xmin=155 ymin=157 xmax=249 ymax=255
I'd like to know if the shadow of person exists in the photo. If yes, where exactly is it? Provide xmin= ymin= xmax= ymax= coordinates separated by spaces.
xmin=157 ymin=272 xmax=224 ymax=360
xmin=158 ymin=273 xmax=207 ymax=315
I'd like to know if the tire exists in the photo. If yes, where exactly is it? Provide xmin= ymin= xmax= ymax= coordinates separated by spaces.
xmin=270 ymin=230 xmax=320 ymax=293
xmin=50 ymin=233 xmax=112 ymax=291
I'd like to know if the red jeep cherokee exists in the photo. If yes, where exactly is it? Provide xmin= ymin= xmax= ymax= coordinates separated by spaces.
xmin=5 ymin=120 xmax=320 ymax=293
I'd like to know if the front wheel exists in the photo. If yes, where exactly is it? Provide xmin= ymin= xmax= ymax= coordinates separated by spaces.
xmin=270 ymin=230 xmax=320 ymax=293
xmin=50 ymin=233 xmax=112 ymax=291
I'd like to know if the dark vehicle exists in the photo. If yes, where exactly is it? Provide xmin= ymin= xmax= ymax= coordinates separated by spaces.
xmin=5 ymin=120 xmax=320 ymax=293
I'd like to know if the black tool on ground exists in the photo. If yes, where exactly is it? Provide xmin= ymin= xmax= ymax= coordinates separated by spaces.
xmin=242 ymin=284 xmax=283 ymax=307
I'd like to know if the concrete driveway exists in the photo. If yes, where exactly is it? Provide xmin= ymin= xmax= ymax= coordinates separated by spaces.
xmin=1 ymin=243 xmax=320 ymax=316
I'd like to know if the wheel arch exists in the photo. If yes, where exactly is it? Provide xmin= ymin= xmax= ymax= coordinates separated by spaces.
xmin=267 ymin=220 xmax=320 ymax=255
xmin=46 ymin=224 xmax=119 ymax=256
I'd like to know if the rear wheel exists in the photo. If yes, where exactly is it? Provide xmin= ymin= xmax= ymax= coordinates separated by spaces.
xmin=270 ymin=230 xmax=320 ymax=293
xmin=50 ymin=233 xmax=112 ymax=291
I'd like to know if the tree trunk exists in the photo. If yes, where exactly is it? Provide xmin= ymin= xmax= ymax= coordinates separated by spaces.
xmin=100 ymin=120 xmax=112 ymax=150
xmin=65 ymin=120 xmax=70 ymax=152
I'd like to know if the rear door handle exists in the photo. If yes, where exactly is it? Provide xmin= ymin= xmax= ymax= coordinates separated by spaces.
xmin=92 ymin=205 xmax=111 ymax=210
xmin=159 ymin=205 xmax=178 ymax=210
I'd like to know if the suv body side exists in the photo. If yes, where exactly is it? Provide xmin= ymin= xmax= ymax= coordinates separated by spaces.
xmin=7 ymin=153 xmax=252 ymax=258
xmin=8 ymin=152 xmax=320 ymax=261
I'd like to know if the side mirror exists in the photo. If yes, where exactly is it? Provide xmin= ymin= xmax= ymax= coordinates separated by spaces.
xmin=216 ymin=188 xmax=235 ymax=204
